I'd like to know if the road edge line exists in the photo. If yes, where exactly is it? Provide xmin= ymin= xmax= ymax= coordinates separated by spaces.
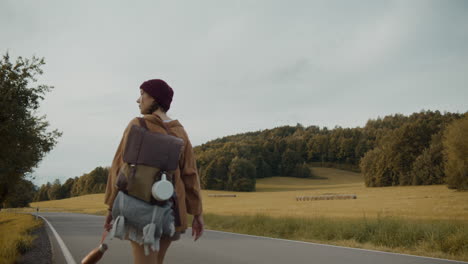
xmin=201 ymin=228 xmax=468 ymax=264
xmin=38 ymin=215 xmax=77 ymax=264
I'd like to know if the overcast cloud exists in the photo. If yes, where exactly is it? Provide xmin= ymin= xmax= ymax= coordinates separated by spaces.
xmin=1 ymin=0 xmax=467 ymax=186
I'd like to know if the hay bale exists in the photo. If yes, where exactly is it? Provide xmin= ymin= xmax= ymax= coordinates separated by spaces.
xmin=208 ymin=194 xmax=237 ymax=197
xmin=295 ymin=194 xmax=358 ymax=201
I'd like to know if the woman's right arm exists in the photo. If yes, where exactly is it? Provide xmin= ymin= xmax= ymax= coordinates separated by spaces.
xmin=103 ymin=134 xmax=125 ymax=210
xmin=103 ymin=118 xmax=139 ymax=209
xmin=103 ymin=129 xmax=126 ymax=231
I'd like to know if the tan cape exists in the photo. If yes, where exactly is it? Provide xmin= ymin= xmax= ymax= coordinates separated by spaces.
xmin=104 ymin=113 xmax=203 ymax=233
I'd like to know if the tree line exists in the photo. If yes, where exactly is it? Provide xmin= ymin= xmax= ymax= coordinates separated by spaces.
xmin=2 ymin=166 xmax=109 ymax=207
xmin=194 ymin=110 xmax=467 ymax=191
xmin=360 ymin=111 xmax=467 ymax=188
xmin=34 ymin=166 xmax=108 ymax=202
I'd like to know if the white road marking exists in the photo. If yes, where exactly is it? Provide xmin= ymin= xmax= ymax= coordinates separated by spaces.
xmin=38 ymin=215 xmax=77 ymax=264
xmin=203 ymin=229 xmax=467 ymax=264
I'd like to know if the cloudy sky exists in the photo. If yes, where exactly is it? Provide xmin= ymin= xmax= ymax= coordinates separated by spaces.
xmin=1 ymin=0 xmax=467 ymax=186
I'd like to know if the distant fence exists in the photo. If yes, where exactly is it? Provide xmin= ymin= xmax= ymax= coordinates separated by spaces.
xmin=296 ymin=194 xmax=357 ymax=201
xmin=208 ymin=194 xmax=237 ymax=197
xmin=1 ymin=207 xmax=54 ymax=213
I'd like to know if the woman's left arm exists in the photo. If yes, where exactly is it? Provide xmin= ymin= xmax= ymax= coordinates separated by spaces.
xmin=179 ymin=132 xmax=203 ymax=216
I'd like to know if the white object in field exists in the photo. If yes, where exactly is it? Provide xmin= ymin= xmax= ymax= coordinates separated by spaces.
xmin=151 ymin=172 xmax=174 ymax=201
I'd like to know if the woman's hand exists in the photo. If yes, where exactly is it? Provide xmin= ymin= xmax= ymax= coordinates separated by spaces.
xmin=192 ymin=214 xmax=204 ymax=241
xmin=104 ymin=211 xmax=113 ymax=232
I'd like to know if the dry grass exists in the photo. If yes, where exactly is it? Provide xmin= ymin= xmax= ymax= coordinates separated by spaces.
xmin=27 ymin=193 xmax=108 ymax=215
xmin=203 ymin=167 xmax=468 ymax=221
xmin=202 ymin=213 xmax=468 ymax=262
xmin=0 ymin=212 xmax=43 ymax=264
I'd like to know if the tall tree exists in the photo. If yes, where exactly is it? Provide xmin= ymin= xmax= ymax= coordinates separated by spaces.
xmin=443 ymin=115 xmax=468 ymax=190
xmin=48 ymin=179 xmax=67 ymax=200
xmin=60 ymin=177 xmax=77 ymax=198
xmin=410 ymin=132 xmax=445 ymax=185
xmin=293 ymin=162 xmax=313 ymax=178
xmin=281 ymin=149 xmax=303 ymax=176
xmin=227 ymin=157 xmax=256 ymax=192
xmin=202 ymin=157 xmax=230 ymax=190
xmin=34 ymin=182 xmax=51 ymax=202
xmin=2 ymin=178 xmax=37 ymax=208
xmin=0 ymin=53 xmax=62 ymax=207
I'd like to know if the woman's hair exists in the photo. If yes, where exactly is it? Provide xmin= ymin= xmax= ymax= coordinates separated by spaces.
xmin=147 ymin=101 xmax=166 ymax=114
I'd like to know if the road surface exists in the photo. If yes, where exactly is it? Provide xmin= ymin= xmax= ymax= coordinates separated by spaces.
xmin=37 ymin=212 xmax=467 ymax=264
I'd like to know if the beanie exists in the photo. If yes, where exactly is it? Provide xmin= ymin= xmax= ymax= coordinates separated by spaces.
xmin=139 ymin=79 xmax=174 ymax=112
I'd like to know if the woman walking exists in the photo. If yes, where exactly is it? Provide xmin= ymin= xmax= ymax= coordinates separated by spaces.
xmin=103 ymin=79 xmax=204 ymax=264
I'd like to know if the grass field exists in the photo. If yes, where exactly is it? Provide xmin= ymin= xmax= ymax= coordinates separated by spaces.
xmin=26 ymin=167 xmax=468 ymax=220
xmin=0 ymin=212 xmax=43 ymax=264
xmin=203 ymin=167 xmax=468 ymax=220
xmin=202 ymin=213 xmax=468 ymax=262
xmin=19 ymin=167 xmax=468 ymax=261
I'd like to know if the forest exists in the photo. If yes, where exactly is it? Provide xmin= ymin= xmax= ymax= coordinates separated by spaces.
xmin=194 ymin=110 xmax=467 ymax=191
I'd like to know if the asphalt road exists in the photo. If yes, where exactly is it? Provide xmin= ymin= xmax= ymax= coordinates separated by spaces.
xmin=37 ymin=212 xmax=467 ymax=264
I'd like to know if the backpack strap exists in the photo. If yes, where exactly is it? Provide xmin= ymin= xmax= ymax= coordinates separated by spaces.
xmin=154 ymin=115 xmax=172 ymax=135
xmin=138 ymin=116 xmax=172 ymax=135
xmin=138 ymin=117 xmax=148 ymax=130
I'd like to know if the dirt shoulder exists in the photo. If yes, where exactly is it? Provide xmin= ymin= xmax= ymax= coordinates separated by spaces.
xmin=17 ymin=219 xmax=52 ymax=264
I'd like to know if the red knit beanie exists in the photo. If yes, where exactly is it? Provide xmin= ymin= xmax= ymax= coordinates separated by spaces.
xmin=139 ymin=79 xmax=174 ymax=112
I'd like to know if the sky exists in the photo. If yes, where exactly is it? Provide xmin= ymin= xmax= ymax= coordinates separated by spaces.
xmin=1 ymin=0 xmax=467 ymax=187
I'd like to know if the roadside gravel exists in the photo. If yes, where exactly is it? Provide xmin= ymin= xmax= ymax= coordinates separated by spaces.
xmin=17 ymin=220 xmax=52 ymax=264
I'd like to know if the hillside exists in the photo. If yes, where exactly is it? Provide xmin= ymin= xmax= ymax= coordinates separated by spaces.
xmin=256 ymin=167 xmax=363 ymax=192
xmin=194 ymin=111 xmax=468 ymax=193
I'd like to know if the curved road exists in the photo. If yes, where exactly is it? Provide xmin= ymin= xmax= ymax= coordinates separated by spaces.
xmin=37 ymin=212 xmax=466 ymax=264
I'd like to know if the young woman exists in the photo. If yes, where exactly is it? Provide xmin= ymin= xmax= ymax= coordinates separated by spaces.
xmin=103 ymin=79 xmax=204 ymax=264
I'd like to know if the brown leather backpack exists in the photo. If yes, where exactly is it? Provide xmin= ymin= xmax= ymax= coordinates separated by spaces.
xmin=115 ymin=117 xmax=184 ymax=225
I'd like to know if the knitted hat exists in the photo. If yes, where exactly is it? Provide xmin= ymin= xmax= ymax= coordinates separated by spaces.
xmin=139 ymin=79 xmax=174 ymax=112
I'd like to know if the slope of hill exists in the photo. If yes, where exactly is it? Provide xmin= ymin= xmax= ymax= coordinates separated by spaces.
xmin=256 ymin=167 xmax=363 ymax=192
